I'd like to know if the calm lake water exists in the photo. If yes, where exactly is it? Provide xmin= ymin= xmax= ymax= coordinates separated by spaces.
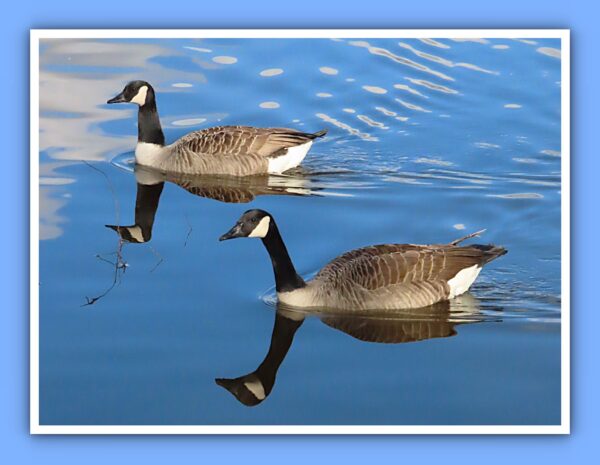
xmin=38 ymin=37 xmax=562 ymax=425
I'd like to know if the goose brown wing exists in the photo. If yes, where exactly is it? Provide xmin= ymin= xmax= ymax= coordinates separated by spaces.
xmin=172 ymin=126 xmax=321 ymax=158
xmin=314 ymin=244 xmax=505 ymax=291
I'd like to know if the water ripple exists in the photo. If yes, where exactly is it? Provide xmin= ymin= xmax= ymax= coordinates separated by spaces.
xmin=315 ymin=112 xmax=378 ymax=141
xmin=348 ymin=40 xmax=455 ymax=82
xmin=398 ymin=42 xmax=498 ymax=75
xmin=418 ymin=38 xmax=451 ymax=49
xmin=362 ymin=85 xmax=387 ymax=94
xmin=395 ymin=98 xmax=431 ymax=113
xmin=405 ymin=77 xmax=459 ymax=94
xmin=393 ymin=83 xmax=427 ymax=98
xmin=537 ymin=47 xmax=561 ymax=59
xmin=357 ymin=114 xmax=388 ymax=129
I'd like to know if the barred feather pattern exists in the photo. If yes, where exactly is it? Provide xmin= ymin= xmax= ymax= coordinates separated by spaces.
xmin=300 ymin=244 xmax=506 ymax=311
xmin=155 ymin=126 xmax=324 ymax=176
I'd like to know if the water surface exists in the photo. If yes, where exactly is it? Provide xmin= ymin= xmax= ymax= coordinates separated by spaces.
xmin=39 ymin=37 xmax=562 ymax=425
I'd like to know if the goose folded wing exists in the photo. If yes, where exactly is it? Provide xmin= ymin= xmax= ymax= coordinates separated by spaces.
xmin=315 ymin=244 xmax=499 ymax=291
xmin=171 ymin=126 xmax=317 ymax=158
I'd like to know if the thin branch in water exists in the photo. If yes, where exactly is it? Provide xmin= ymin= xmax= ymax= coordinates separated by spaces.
xmin=147 ymin=245 xmax=164 ymax=273
xmin=95 ymin=253 xmax=120 ymax=267
xmin=80 ymin=161 xmax=126 ymax=307
xmin=82 ymin=239 xmax=128 ymax=307
xmin=82 ymin=160 xmax=121 ymax=225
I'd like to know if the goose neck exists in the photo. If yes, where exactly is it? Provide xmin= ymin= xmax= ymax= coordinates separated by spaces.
xmin=137 ymin=100 xmax=165 ymax=146
xmin=261 ymin=223 xmax=306 ymax=293
xmin=255 ymin=312 xmax=304 ymax=391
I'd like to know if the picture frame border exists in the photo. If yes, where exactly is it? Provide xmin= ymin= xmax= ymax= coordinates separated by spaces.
xmin=30 ymin=28 xmax=570 ymax=435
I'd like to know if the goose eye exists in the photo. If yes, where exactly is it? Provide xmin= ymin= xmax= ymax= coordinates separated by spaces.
xmin=251 ymin=218 xmax=258 ymax=223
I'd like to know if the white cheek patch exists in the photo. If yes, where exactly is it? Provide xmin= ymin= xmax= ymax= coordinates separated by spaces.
xmin=131 ymin=85 xmax=148 ymax=105
xmin=126 ymin=226 xmax=145 ymax=242
xmin=243 ymin=379 xmax=266 ymax=400
xmin=248 ymin=216 xmax=271 ymax=238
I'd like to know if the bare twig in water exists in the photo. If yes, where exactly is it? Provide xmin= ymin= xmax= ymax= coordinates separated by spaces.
xmin=82 ymin=160 xmax=121 ymax=224
xmin=183 ymin=213 xmax=193 ymax=247
xmin=449 ymin=229 xmax=487 ymax=246
xmin=82 ymin=239 xmax=128 ymax=307
xmin=81 ymin=160 xmax=125 ymax=307
xmin=147 ymin=245 xmax=164 ymax=273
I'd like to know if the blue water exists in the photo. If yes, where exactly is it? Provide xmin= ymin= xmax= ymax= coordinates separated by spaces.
xmin=38 ymin=37 xmax=562 ymax=425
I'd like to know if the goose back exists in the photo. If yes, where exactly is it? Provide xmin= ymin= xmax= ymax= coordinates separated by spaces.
xmin=302 ymin=243 xmax=506 ymax=310
xmin=159 ymin=126 xmax=325 ymax=176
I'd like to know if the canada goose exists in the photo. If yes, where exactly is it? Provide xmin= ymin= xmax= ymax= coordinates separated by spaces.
xmin=216 ymin=298 xmax=485 ymax=406
xmin=107 ymin=81 xmax=327 ymax=176
xmin=219 ymin=210 xmax=507 ymax=311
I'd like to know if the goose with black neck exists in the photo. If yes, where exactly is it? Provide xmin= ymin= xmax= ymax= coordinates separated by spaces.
xmin=219 ymin=209 xmax=507 ymax=311
xmin=107 ymin=80 xmax=327 ymax=176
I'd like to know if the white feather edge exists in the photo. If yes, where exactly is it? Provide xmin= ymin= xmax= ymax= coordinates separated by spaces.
xmin=267 ymin=141 xmax=312 ymax=174
xmin=447 ymin=264 xmax=482 ymax=299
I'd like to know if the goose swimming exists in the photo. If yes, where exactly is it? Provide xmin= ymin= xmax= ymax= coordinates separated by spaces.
xmin=219 ymin=210 xmax=507 ymax=311
xmin=107 ymin=81 xmax=327 ymax=176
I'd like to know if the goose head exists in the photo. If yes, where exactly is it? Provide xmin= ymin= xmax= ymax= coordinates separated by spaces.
xmin=215 ymin=374 xmax=267 ymax=407
xmin=219 ymin=209 xmax=272 ymax=241
xmin=107 ymin=80 xmax=155 ymax=106
xmin=105 ymin=224 xmax=150 ymax=244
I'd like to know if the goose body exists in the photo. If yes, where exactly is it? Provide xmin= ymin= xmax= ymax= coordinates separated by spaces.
xmin=220 ymin=210 xmax=507 ymax=311
xmin=276 ymin=244 xmax=495 ymax=310
xmin=107 ymin=81 xmax=327 ymax=176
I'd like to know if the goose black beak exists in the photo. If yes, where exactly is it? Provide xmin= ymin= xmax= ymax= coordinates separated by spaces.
xmin=107 ymin=92 xmax=127 ymax=104
xmin=219 ymin=223 xmax=244 ymax=241
xmin=215 ymin=378 xmax=234 ymax=388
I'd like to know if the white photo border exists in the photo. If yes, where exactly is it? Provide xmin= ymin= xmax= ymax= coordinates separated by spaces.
xmin=30 ymin=29 xmax=570 ymax=435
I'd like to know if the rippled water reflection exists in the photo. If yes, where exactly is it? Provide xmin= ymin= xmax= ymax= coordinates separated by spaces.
xmin=39 ymin=37 xmax=561 ymax=425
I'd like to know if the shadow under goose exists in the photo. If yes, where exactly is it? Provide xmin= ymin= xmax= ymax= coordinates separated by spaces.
xmin=216 ymin=296 xmax=487 ymax=407
xmin=106 ymin=165 xmax=319 ymax=244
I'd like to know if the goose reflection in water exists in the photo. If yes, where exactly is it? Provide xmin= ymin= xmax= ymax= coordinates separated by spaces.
xmin=216 ymin=294 xmax=489 ymax=406
xmin=106 ymin=165 xmax=318 ymax=244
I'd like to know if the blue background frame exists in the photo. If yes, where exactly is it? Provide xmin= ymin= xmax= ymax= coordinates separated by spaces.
xmin=3 ymin=0 xmax=597 ymax=462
